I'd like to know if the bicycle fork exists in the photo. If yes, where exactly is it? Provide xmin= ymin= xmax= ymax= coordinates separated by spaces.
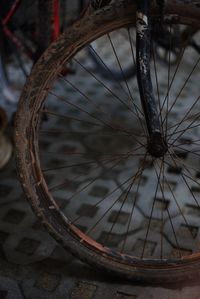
xmin=136 ymin=0 xmax=168 ymax=157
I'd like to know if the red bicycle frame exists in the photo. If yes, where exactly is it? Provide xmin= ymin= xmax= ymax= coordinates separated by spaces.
xmin=1 ymin=0 xmax=61 ymax=59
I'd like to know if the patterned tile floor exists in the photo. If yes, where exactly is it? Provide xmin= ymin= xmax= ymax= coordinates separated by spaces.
xmin=0 ymin=154 xmax=200 ymax=299
xmin=1 ymin=23 xmax=200 ymax=299
xmin=0 ymin=151 xmax=200 ymax=299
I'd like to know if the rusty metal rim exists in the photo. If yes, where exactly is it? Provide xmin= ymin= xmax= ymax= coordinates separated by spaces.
xmin=15 ymin=0 xmax=200 ymax=281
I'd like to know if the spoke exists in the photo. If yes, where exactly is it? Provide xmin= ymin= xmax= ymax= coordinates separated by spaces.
xmin=49 ymin=155 xmax=122 ymax=193
xmin=170 ymin=149 xmax=200 ymax=184
xmin=42 ymin=153 xmax=128 ymax=173
xmin=61 ymin=61 xmax=143 ymax=122
xmin=158 ymin=157 xmax=165 ymax=260
xmin=63 ymin=146 xmax=143 ymax=204
xmin=141 ymin=158 xmax=159 ymax=259
xmin=166 ymin=207 xmax=181 ymax=258
xmin=56 ymin=76 xmax=146 ymax=146
xmin=39 ymin=129 xmax=146 ymax=139
xmin=169 ymin=123 xmax=200 ymax=139
xmin=49 ymin=90 xmax=121 ymax=132
xmin=49 ymin=146 xmax=142 ymax=191
xmin=39 ymin=150 xmax=87 ymax=156
xmin=163 ymin=54 xmax=200 ymax=125
xmin=166 ymin=177 xmax=195 ymax=240
xmin=164 ymin=150 xmax=200 ymax=209
xmin=165 ymin=24 xmax=172 ymax=137
xmin=107 ymin=33 xmax=134 ymax=104
xmin=40 ymin=148 xmax=145 ymax=159
xmin=43 ymin=108 xmax=145 ymax=147
xmin=72 ymin=172 xmax=138 ymax=226
xmin=40 ymin=129 xmax=132 ymax=137
xmin=154 ymin=159 xmax=181 ymax=257
xmin=127 ymin=28 xmax=136 ymax=65
xmin=167 ymin=95 xmax=200 ymax=143
xmin=170 ymin=144 xmax=200 ymax=159
xmin=83 ymin=158 xmax=148 ymax=244
xmin=103 ymin=176 xmax=136 ymax=247
xmin=66 ymin=159 xmax=129 ymax=207
xmin=181 ymin=172 xmax=200 ymax=192
xmin=48 ymin=145 xmax=144 ymax=192
xmin=168 ymin=117 xmax=200 ymax=147
xmin=107 ymin=31 xmax=146 ymax=134
xmin=87 ymin=44 xmax=141 ymax=108
xmin=169 ymin=137 xmax=200 ymax=147
xmin=43 ymin=109 xmax=101 ymax=127
xmin=167 ymin=111 xmax=200 ymax=132
xmin=154 ymin=157 xmax=165 ymax=259
xmin=121 ymin=152 xmax=148 ymax=253
xmin=160 ymin=43 xmax=186 ymax=117
xmin=60 ymin=74 xmax=119 ymax=116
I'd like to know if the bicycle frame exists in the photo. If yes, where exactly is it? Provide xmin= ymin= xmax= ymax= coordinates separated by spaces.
xmin=1 ymin=0 xmax=33 ymax=58
xmin=1 ymin=0 xmax=61 ymax=60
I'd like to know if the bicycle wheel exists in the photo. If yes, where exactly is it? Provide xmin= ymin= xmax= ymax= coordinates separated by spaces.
xmin=15 ymin=0 xmax=200 ymax=282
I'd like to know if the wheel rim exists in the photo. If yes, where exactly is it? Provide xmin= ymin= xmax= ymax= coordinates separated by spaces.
xmin=15 ymin=3 xmax=200 ymax=275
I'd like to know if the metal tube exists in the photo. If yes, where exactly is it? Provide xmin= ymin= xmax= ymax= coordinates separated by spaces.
xmin=136 ymin=0 xmax=167 ymax=157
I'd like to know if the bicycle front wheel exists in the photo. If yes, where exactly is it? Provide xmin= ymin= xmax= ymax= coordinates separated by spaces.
xmin=15 ymin=0 xmax=200 ymax=282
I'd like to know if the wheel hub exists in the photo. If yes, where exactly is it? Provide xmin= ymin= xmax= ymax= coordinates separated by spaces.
xmin=147 ymin=132 xmax=168 ymax=158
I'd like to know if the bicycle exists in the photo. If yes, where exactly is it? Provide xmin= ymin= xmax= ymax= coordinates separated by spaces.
xmin=0 ymin=0 xmax=54 ymax=103
xmin=15 ymin=0 xmax=200 ymax=283
xmin=0 ymin=0 xmax=87 ymax=103
xmin=0 ymin=0 xmax=86 ymax=168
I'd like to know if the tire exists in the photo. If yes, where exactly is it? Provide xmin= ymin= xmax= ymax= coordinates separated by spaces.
xmin=15 ymin=0 xmax=200 ymax=283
